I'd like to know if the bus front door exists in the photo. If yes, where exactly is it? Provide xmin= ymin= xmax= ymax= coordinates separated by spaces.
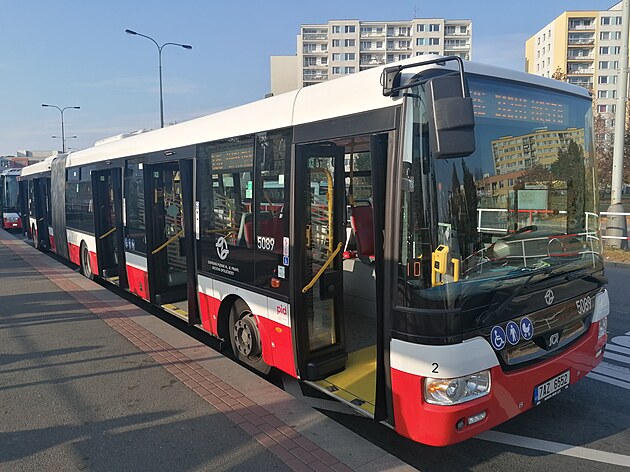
xmin=92 ymin=168 xmax=126 ymax=287
xmin=294 ymin=143 xmax=347 ymax=380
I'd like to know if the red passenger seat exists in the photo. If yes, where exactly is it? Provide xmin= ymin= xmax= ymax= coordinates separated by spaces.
xmin=350 ymin=204 xmax=374 ymax=262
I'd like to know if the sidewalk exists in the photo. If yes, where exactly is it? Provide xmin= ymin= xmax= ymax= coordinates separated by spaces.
xmin=0 ymin=230 xmax=415 ymax=472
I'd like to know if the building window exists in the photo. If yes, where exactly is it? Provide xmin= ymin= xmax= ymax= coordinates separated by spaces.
xmin=376 ymin=41 xmax=383 ymax=48
xmin=332 ymin=53 xmax=341 ymax=61
xmin=416 ymin=38 xmax=425 ymax=46
xmin=600 ymin=46 xmax=610 ymax=54
xmin=429 ymin=24 xmax=440 ymax=32
xmin=321 ymin=57 xmax=328 ymax=65
xmin=332 ymin=39 xmax=340 ymax=47
xmin=332 ymin=25 xmax=340 ymax=33
xmin=601 ymin=16 xmax=611 ymax=25
xmin=613 ymin=46 xmax=621 ymax=54
xmin=345 ymin=25 xmax=356 ymax=33
xmin=429 ymin=37 xmax=440 ymax=45
xmin=344 ymin=53 xmax=355 ymax=60
xmin=547 ymin=57 xmax=550 ymax=65
xmin=344 ymin=39 xmax=355 ymax=47
xmin=598 ymin=75 xmax=617 ymax=84
xmin=399 ymin=54 xmax=410 ymax=60
xmin=361 ymin=41 xmax=371 ymax=49
xmin=321 ymin=44 xmax=328 ymax=51
xmin=332 ymin=67 xmax=340 ymax=74
xmin=303 ymin=57 xmax=316 ymax=66
xmin=417 ymin=24 xmax=425 ymax=32
xmin=399 ymin=40 xmax=410 ymax=48
xmin=344 ymin=66 xmax=355 ymax=74
xmin=601 ymin=31 xmax=611 ymax=40
xmin=613 ymin=16 xmax=622 ymax=25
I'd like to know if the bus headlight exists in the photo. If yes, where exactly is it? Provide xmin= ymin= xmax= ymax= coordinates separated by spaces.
xmin=424 ymin=370 xmax=491 ymax=405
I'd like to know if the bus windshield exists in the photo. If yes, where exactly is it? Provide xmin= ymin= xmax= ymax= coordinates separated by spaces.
xmin=398 ymin=74 xmax=601 ymax=313
xmin=3 ymin=174 xmax=20 ymax=212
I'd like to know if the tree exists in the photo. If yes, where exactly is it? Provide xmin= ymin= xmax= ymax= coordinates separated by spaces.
xmin=551 ymin=67 xmax=567 ymax=82
xmin=551 ymin=139 xmax=586 ymax=231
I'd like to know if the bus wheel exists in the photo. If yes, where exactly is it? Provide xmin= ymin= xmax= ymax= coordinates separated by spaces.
xmin=229 ymin=299 xmax=271 ymax=375
xmin=80 ymin=242 xmax=94 ymax=280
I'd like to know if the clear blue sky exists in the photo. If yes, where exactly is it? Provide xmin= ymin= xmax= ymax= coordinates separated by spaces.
xmin=0 ymin=0 xmax=616 ymax=156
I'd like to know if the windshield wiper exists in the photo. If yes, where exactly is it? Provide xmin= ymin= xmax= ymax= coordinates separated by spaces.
xmin=476 ymin=265 xmax=552 ymax=327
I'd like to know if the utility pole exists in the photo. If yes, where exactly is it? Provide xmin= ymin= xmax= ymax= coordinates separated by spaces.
xmin=607 ymin=0 xmax=630 ymax=248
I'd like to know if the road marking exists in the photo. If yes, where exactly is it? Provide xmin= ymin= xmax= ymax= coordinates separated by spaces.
xmin=606 ymin=343 xmax=630 ymax=356
xmin=604 ymin=351 xmax=630 ymax=365
xmin=587 ymin=372 xmax=630 ymax=390
xmin=592 ymin=362 xmax=630 ymax=383
xmin=476 ymin=430 xmax=630 ymax=468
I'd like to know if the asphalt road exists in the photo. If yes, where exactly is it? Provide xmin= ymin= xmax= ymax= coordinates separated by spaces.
xmin=311 ymin=264 xmax=630 ymax=471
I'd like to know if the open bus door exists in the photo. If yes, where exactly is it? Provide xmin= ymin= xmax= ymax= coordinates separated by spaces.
xmin=144 ymin=159 xmax=199 ymax=324
xmin=31 ymin=177 xmax=50 ymax=251
xmin=92 ymin=168 xmax=127 ymax=288
xmin=293 ymin=135 xmax=390 ymax=421
xmin=293 ymin=143 xmax=348 ymax=380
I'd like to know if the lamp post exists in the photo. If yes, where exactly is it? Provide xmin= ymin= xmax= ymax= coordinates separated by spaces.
xmin=52 ymin=135 xmax=77 ymax=150
xmin=125 ymin=29 xmax=192 ymax=128
xmin=41 ymin=104 xmax=80 ymax=153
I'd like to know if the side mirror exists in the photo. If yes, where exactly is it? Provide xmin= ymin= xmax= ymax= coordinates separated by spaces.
xmin=381 ymin=66 xmax=402 ymax=97
xmin=426 ymin=75 xmax=475 ymax=159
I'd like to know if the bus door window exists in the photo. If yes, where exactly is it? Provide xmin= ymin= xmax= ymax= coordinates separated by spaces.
xmin=124 ymin=160 xmax=147 ymax=255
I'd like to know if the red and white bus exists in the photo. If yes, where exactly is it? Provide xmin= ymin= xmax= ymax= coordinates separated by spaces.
xmin=20 ymin=56 xmax=609 ymax=446
xmin=0 ymin=168 xmax=23 ymax=231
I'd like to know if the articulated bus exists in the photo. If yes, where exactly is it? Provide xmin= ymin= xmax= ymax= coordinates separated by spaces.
xmin=0 ymin=168 xmax=23 ymax=231
xmin=20 ymin=56 xmax=610 ymax=446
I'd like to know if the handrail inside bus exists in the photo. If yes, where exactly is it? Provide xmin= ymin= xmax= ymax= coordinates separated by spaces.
xmin=302 ymin=241 xmax=343 ymax=294
xmin=99 ymin=227 xmax=117 ymax=240
xmin=151 ymin=229 xmax=184 ymax=255
xmin=311 ymin=167 xmax=334 ymax=254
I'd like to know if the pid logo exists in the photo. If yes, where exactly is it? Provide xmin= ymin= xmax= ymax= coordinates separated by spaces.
xmin=276 ymin=305 xmax=287 ymax=316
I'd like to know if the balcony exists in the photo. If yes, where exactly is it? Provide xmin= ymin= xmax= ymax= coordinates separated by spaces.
xmin=567 ymin=68 xmax=594 ymax=75
xmin=360 ymin=58 xmax=386 ymax=66
xmin=360 ymin=31 xmax=386 ymax=37
xmin=568 ymin=38 xmax=595 ymax=45
xmin=303 ymin=73 xmax=328 ymax=81
xmin=302 ymin=33 xmax=328 ymax=41
xmin=568 ymin=22 xmax=595 ymax=31
xmin=567 ymin=55 xmax=594 ymax=60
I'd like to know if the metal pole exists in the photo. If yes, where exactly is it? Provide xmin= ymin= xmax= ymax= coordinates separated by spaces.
xmin=158 ymin=45 xmax=164 ymax=128
xmin=607 ymin=0 xmax=630 ymax=248
xmin=60 ymin=108 xmax=66 ymax=153
xmin=125 ymin=30 xmax=192 ymax=129
xmin=611 ymin=0 xmax=630 ymax=204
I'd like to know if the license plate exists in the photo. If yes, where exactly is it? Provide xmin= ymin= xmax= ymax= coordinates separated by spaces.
xmin=533 ymin=370 xmax=570 ymax=405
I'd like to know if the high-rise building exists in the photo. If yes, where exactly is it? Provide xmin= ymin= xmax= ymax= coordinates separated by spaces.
xmin=270 ymin=18 xmax=472 ymax=95
xmin=525 ymin=2 xmax=622 ymax=130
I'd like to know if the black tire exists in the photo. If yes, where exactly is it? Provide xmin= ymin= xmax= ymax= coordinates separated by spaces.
xmin=80 ymin=242 xmax=95 ymax=280
xmin=229 ymin=299 xmax=271 ymax=375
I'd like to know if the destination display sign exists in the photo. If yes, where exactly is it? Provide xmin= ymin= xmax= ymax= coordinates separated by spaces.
xmin=211 ymin=146 xmax=254 ymax=171
xmin=472 ymin=88 xmax=567 ymax=125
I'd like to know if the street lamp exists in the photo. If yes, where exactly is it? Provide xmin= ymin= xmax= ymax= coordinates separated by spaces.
xmin=52 ymin=135 xmax=77 ymax=150
xmin=125 ymin=28 xmax=192 ymax=128
xmin=41 ymin=104 xmax=80 ymax=153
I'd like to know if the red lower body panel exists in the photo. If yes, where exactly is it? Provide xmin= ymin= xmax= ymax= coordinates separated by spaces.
xmin=126 ymin=264 xmax=149 ymax=301
xmin=391 ymin=323 xmax=606 ymax=446
xmin=67 ymin=242 xmax=98 ymax=276
xmin=197 ymin=291 xmax=296 ymax=377
xmin=198 ymin=291 xmax=220 ymax=336
xmin=257 ymin=316 xmax=296 ymax=378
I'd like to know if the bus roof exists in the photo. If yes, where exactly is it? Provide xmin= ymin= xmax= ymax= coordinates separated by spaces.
xmin=19 ymin=156 xmax=56 ymax=178
xmin=29 ymin=55 xmax=590 ymax=171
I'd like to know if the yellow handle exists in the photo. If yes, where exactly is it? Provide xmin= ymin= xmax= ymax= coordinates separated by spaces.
xmin=99 ymin=227 xmax=117 ymax=240
xmin=302 ymin=242 xmax=343 ymax=294
xmin=452 ymin=258 xmax=460 ymax=282
xmin=151 ymin=229 xmax=184 ymax=255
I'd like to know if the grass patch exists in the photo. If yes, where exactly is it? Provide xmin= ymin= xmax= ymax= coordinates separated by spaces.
xmin=604 ymin=246 xmax=630 ymax=264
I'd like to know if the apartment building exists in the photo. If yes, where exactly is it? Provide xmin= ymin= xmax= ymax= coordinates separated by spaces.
xmin=270 ymin=18 xmax=471 ymax=95
xmin=525 ymin=2 xmax=622 ymax=129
